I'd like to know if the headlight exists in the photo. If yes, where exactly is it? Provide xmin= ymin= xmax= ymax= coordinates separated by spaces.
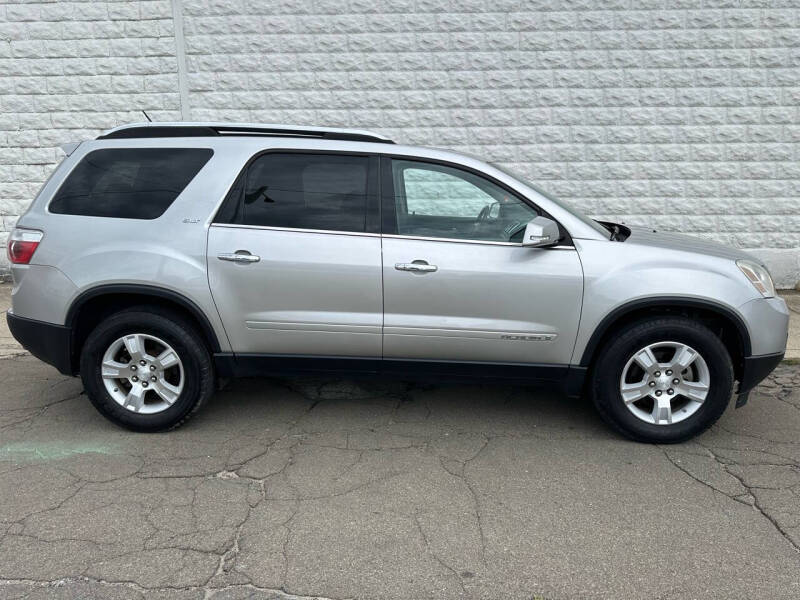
xmin=736 ymin=259 xmax=776 ymax=298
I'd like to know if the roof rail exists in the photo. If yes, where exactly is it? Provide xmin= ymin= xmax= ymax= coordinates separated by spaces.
xmin=96 ymin=122 xmax=394 ymax=144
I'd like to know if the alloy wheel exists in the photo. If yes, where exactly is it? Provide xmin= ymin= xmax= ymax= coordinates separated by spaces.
xmin=619 ymin=341 xmax=710 ymax=426
xmin=100 ymin=333 xmax=184 ymax=414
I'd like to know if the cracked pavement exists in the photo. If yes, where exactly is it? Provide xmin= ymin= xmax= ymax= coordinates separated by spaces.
xmin=0 ymin=358 xmax=799 ymax=599
xmin=1 ymin=285 xmax=800 ymax=598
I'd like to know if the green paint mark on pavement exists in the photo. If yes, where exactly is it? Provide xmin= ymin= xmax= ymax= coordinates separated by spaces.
xmin=0 ymin=441 xmax=117 ymax=460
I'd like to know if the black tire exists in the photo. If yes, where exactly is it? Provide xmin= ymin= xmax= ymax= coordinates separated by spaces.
xmin=591 ymin=316 xmax=734 ymax=443
xmin=80 ymin=307 xmax=214 ymax=432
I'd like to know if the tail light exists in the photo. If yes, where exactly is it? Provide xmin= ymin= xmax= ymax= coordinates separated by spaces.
xmin=7 ymin=228 xmax=43 ymax=265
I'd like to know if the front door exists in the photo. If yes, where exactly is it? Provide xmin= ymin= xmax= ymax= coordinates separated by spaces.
xmin=381 ymin=158 xmax=583 ymax=368
xmin=207 ymin=152 xmax=383 ymax=358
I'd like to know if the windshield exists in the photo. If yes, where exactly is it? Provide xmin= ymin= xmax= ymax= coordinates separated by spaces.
xmin=490 ymin=163 xmax=611 ymax=238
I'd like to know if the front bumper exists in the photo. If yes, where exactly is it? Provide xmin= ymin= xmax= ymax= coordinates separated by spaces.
xmin=738 ymin=296 xmax=790 ymax=356
xmin=6 ymin=311 xmax=74 ymax=375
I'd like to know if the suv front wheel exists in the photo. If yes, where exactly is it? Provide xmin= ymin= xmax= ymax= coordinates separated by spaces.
xmin=80 ymin=307 xmax=214 ymax=432
xmin=591 ymin=316 xmax=734 ymax=443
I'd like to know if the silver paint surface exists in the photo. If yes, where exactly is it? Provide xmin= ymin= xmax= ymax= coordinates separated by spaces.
xmin=9 ymin=128 xmax=789 ymax=365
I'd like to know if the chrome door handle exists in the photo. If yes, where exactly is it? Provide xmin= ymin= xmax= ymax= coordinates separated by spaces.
xmin=395 ymin=262 xmax=437 ymax=273
xmin=218 ymin=251 xmax=260 ymax=264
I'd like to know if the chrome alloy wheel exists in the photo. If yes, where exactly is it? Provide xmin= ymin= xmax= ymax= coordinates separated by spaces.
xmin=619 ymin=341 xmax=710 ymax=426
xmin=101 ymin=333 xmax=184 ymax=414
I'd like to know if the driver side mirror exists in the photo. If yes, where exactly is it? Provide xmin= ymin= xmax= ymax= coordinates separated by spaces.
xmin=521 ymin=216 xmax=560 ymax=248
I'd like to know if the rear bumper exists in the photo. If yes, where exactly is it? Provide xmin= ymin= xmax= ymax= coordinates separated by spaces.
xmin=738 ymin=351 xmax=784 ymax=394
xmin=6 ymin=311 xmax=74 ymax=375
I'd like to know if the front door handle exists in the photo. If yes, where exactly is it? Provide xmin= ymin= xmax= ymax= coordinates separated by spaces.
xmin=218 ymin=251 xmax=260 ymax=264
xmin=395 ymin=261 xmax=437 ymax=273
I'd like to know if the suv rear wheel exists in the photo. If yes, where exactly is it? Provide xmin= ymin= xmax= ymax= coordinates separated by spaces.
xmin=80 ymin=307 xmax=214 ymax=432
xmin=591 ymin=316 xmax=734 ymax=443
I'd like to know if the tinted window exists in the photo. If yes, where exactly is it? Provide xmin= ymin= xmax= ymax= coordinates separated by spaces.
xmin=49 ymin=148 xmax=212 ymax=219
xmin=392 ymin=160 xmax=538 ymax=243
xmin=220 ymin=153 xmax=370 ymax=232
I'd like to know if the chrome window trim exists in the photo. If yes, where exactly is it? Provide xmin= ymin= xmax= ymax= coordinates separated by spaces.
xmin=382 ymin=233 xmax=575 ymax=249
xmin=210 ymin=224 xmax=575 ymax=248
xmin=210 ymin=223 xmax=381 ymax=238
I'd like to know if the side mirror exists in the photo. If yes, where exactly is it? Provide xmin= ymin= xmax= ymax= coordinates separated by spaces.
xmin=521 ymin=216 xmax=560 ymax=247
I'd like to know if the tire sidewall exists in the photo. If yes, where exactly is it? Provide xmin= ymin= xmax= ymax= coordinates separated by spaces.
xmin=593 ymin=319 xmax=733 ymax=443
xmin=80 ymin=311 xmax=210 ymax=431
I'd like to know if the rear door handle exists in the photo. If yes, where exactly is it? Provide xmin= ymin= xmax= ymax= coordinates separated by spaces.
xmin=395 ymin=261 xmax=437 ymax=273
xmin=218 ymin=251 xmax=260 ymax=264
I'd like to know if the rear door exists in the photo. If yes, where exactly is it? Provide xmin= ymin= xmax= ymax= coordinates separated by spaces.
xmin=381 ymin=157 xmax=584 ymax=369
xmin=207 ymin=151 xmax=383 ymax=358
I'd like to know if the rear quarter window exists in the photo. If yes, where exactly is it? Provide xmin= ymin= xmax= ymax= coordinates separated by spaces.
xmin=49 ymin=148 xmax=213 ymax=219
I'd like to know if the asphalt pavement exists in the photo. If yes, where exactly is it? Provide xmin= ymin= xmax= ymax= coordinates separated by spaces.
xmin=1 ymin=284 xmax=799 ymax=599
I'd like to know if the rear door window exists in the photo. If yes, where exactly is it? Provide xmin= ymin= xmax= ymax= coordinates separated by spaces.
xmin=215 ymin=153 xmax=374 ymax=233
xmin=49 ymin=148 xmax=213 ymax=219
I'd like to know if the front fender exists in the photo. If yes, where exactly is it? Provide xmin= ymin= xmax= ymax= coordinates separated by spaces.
xmin=572 ymin=239 xmax=757 ymax=365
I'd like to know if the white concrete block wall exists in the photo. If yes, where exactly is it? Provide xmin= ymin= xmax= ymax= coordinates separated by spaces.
xmin=0 ymin=0 xmax=182 ymax=276
xmin=1 ymin=0 xmax=799 ymax=287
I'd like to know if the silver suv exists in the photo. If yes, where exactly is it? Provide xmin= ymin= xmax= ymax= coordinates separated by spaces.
xmin=6 ymin=123 xmax=789 ymax=442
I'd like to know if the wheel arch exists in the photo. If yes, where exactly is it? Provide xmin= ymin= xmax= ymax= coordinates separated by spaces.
xmin=66 ymin=284 xmax=222 ymax=374
xmin=579 ymin=297 xmax=751 ymax=382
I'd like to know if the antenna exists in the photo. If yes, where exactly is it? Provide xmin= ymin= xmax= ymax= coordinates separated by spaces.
xmin=142 ymin=110 xmax=152 ymax=122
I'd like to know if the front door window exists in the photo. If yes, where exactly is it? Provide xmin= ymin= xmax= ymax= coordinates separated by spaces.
xmin=392 ymin=160 xmax=538 ymax=243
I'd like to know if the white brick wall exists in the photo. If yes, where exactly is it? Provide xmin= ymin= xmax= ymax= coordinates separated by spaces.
xmin=0 ymin=0 xmax=183 ymax=275
xmin=2 ymin=0 xmax=799 ymax=286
